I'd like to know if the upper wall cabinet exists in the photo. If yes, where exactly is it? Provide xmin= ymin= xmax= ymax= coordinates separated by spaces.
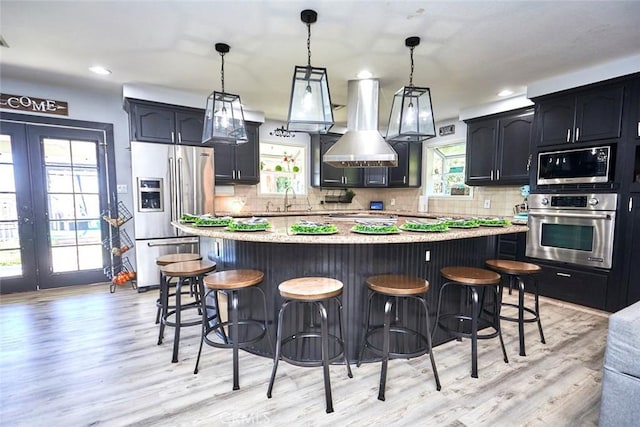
xmin=465 ymin=108 xmax=533 ymax=186
xmin=213 ymin=122 xmax=260 ymax=185
xmin=535 ymin=85 xmax=624 ymax=146
xmin=387 ymin=141 xmax=422 ymax=188
xmin=311 ymin=134 xmax=363 ymax=187
xmin=126 ymin=99 xmax=205 ymax=146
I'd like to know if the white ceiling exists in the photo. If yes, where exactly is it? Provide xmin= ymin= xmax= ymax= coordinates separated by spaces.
xmin=1 ymin=0 xmax=640 ymax=127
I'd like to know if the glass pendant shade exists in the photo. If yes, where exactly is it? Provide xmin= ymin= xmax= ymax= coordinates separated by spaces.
xmin=386 ymin=85 xmax=436 ymax=142
xmin=287 ymin=65 xmax=334 ymax=133
xmin=202 ymin=90 xmax=247 ymax=144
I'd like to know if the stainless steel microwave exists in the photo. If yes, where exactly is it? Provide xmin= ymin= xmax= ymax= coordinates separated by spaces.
xmin=537 ymin=145 xmax=613 ymax=185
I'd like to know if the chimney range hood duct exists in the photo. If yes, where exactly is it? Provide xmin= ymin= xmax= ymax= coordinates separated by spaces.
xmin=323 ymin=79 xmax=398 ymax=168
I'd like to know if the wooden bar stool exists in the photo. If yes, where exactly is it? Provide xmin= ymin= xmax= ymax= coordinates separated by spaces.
xmin=194 ymin=269 xmax=271 ymax=391
xmin=155 ymin=253 xmax=203 ymax=324
xmin=267 ymin=277 xmax=352 ymax=414
xmin=158 ymin=260 xmax=216 ymax=363
xmin=433 ymin=266 xmax=509 ymax=378
xmin=486 ymin=259 xmax=545 ymax=356
xmin=357 ymin=274 xmax=441 ymax=401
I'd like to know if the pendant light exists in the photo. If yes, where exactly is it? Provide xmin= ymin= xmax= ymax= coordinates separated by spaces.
xmin=286 ymin=9 xmax=334 ymax=134
xmin=386 ymin=37 xmax=436 ymax=143
xmin=201 ymin=42 xmax=248 ymax=144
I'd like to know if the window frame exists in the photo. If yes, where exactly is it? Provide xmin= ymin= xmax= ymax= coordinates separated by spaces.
xmin=423 ymin=139 xmax=473 ymax=199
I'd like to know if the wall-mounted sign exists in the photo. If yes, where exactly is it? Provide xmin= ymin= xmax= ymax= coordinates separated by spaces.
xmin=0 ymin=93 xmax=69 ymax=116
xmin=439 ymin=124 xmax=455 ymax=136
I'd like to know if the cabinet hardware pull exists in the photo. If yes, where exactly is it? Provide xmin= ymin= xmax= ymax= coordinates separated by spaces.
xmin=630 ymin=197 xmax=634 ymax=213
xmin=490 ymin=170 xmax=494 ymax=180
xmin=566 ymin=129 xmax=570 ymax=142
xmin=237 ymin=170 xmax=241 ymax=180
xmin=232 ymin=170 xmax=236 ymax=179
xmin=496 ymin=169 xmax=500 ymax=180
xmin=526 ymin=154 xmax=532 ymax=172
xmin=575 ymin=127 xmax=580 ymax=141
xmin=178 ymin=132 xmax=182 ymax=144
xmin=637 ymin=122 xmax=639 ymax=137
xmin=171 ymin=131 xmax=175 ymax=143
xmin=556 ymin=272 xmax=571 ymax=278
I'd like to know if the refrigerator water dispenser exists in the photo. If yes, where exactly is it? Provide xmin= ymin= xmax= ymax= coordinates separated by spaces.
xmin=137 ymin=178 xmax=164 ymax=212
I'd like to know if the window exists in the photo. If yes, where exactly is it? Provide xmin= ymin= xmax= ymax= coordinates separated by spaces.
xmin=425 ymin=141 xmax=472 ymax=197
xmin=259 ymin=142 xmax=307 ymax=195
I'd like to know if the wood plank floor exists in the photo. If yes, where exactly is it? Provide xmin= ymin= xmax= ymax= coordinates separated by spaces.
xmin=0 ymin=283 xmax=609 ymax=426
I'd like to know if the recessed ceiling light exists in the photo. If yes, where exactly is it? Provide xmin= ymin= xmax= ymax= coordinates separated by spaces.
xmin=356 ymin=70 xmax=373 ymax=79
xmin=498 ymin=89 xmax=514 ymax=97
xmin=89 ymin=66 xmax=112 ymax=75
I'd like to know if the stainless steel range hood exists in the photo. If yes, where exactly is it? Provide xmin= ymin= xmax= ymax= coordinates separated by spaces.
xmin=323 ymin=79 xmax=398 ymax=168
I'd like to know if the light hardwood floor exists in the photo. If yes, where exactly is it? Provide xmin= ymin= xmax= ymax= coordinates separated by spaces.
xmin=0 ymin=282 xmax=609 ymax=426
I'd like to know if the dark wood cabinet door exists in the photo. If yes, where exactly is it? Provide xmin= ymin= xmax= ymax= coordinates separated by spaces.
xmin=497 ymin=110 xmax=533 ymax=184
xmin=175 ymin=110 xmax=205 ymax=146
xmin=131 ymin=104 xmax=175 ymax=144
xmin=235 ymin=124 xmax=260 ymax=184
xmin=212 ymin=142 xmax=235 ymax=182
xmin=465 ymin=119 xmax=497 ymax=184
xmin=574 ymin=86 xmax=623 ymax=143
xmin=388 ymin=141 xmax=410 ymax=186
xmin=536 ymin=96 xmax=575 ymax=146
xmin=364 ymin=167 xmax=388 ymax=187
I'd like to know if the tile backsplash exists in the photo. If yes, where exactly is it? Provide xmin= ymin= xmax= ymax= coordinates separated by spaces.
xmin=215 ymin=184 xmax=525 ymax=218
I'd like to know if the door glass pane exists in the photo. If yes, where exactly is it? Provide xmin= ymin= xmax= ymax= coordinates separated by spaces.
xmin=73 ymin=168 xmax=99 ymax=193
xmin=43 ymin=138 xmax=72 ymax=165
xmin=76 ymin=219 xmax=101 ymax=245
xmin=0 ymin=165 xmax=16 ymax=192
xmin=75 ymin=194 xmax=100 ymax=218
xmin=51 ymin=246 xmax=79 ymax=272
xmin=0 ymin=221 xmax=20 ymax=248
xmin=541 ymin=223 xmax=594 ymax=251
xmin=47 ymin=166 xmax=74 ymax=193
xmin=49 ymin=220 xmax=76 ymax=247
xmin=71 ymin=140 xmax=97 ymax=166
xmin=0 ymin=194 xmax=17 ymax=220
xmin=0 ymin=136 xmax=13 ymax=161
xmin=0 ymin=249 xmax=22 ymax=277
xmin=48 ymin=194 xmax=76 ymax=220
xmin=78 ymin=244 xmax=102 ymax=270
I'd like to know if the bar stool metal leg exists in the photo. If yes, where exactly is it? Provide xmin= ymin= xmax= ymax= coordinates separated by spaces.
xmin=317 ymin=301 xmax=334 ymax=413
xmin=379 ymin=298 xmax=393 ymax=401
xmin=417 ymin=297 xmax=441 ymax=391
xmin=335 ymin=297 xmax=353 ymax=378
xmin=172 ymin=277 xmax=184 ymax=363
xmin=357 ymin=291 xmax=375 ymax=367
xmin=534 ymin=278 xmax=546 ymax=344
xmin=517 ymin=277 xmax=526 ymax=356
xmin=470 ymin=287 xmax=479 ymax=378
xmin=267 ymin=300 xmax=290 ymax=399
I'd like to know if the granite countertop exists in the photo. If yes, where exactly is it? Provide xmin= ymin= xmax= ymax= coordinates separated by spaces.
xmin=173 ymin=212 xmax=528 ymax=245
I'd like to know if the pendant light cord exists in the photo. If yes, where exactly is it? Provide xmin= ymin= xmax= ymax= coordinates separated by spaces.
xmin=219 ymin=50 xmax=226 ymax=93
xmin=409 ymin=45 xmax=415 ymax=87
xmin=307 ymin=21 xmax=312 ymax=67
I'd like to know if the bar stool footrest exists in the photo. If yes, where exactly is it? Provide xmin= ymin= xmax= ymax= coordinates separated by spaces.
xmin=500 ymin=302 xmax=540 ymax=323
xmin=280 ymin=332 xmax=347 ymax=367
xmin=362 ymin=325 xmax=431 ymax=360
xmin=437 ymin=314 xmax=501 ymax=340
xmin=204 ymin=320 xmax=267 ymax=348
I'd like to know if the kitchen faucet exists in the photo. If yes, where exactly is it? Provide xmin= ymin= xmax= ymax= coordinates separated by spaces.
xmin=265 ymin=201 xmax=274 ymax=212
xmin=284 ymin=186 xmax=296 ymax=212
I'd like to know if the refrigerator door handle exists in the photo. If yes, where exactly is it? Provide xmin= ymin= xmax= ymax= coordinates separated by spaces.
xmin=168 ymin=156 xmax=177 ymax=221
xmin=177 ymin=156 xmax=183 ymax=217
xmin=147 ymin=238 xmax=199 ymax=247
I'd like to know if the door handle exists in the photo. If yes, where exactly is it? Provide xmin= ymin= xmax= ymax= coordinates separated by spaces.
xmin=566 ymin=129 xmax=571 ymax=142
xmin=575 ymin=127 xmax=580 ymax=141
xmin=168 ymin=157 xmax=176 ymax=221
xmin=496 ymin=169 xmax=500 ymax=181
xmin=177 ymin=157 xmax=183 ymax=217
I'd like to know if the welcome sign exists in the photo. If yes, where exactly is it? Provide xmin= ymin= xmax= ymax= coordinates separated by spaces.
xmin=0 ymin=93 xmax=69 ymax=116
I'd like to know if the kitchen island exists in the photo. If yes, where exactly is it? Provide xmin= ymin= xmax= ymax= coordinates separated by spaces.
xmin=174 ymin=214 xmax=528 ymax=362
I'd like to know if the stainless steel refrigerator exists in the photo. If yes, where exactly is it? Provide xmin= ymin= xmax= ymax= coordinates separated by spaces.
xmin=131 ymin=141 xmax=214 ymax=287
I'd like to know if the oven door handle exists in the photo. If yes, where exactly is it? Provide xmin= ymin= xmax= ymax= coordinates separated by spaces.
xmin=528 ymin=212 xmax=612 ymax=220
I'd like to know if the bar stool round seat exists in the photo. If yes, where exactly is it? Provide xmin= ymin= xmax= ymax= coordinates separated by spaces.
xmin=485 ymin=259 xmax=545 ymax=356
xmin=267 ymin=277 xmax=352 ymax=414
xmin=194 ymin=269 xmax=271 ymax=391
xmin=433 ymin=266 xmax=508 ymax=378
xmin=357 ymin=274 xmax=441 ymax=401
xmin=158 ymin=260 xmax=216 ymax=363
xmin=154 ymin=253 xmax=203 ymax=324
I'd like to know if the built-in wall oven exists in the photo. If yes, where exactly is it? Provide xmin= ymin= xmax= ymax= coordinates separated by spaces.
xmin=526 ymin=193 xmax=617 ymax=269
xmin=537 ymin=145 xmax=614 ymax=186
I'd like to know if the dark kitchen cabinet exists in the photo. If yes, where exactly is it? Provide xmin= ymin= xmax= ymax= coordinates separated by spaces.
xmin=388 ymin=141 xmax=422 ymax=187
xmin=529 ymin=262 xmax=608 ymax=310
xmin=364 ymin=167 xmax=388 ymax=187
xmin=213 ymin=122 xmax=260 ymax=184
xmin=536 ymin=85 xmax=624 ymax=146
xmin=315 ymin=134 xmax=363 ymax=187
xmin=126 ymin=99 xmax=204 ymax=146
xmin=465 ymin=108 xmax=533 ymax=186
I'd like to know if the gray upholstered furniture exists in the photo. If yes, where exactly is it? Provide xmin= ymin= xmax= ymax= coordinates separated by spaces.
xmin=598 ymin=300 xmax=640 ymax=427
